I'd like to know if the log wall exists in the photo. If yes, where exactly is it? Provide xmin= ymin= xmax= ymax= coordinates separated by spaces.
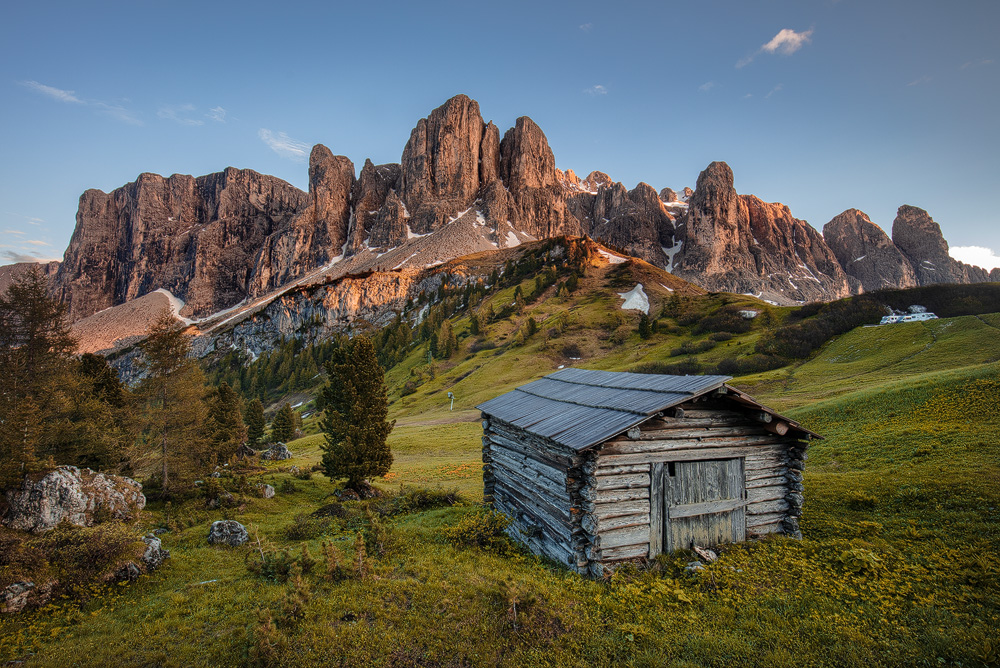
xmin=482 ymin=394 xmax=808 ymax=577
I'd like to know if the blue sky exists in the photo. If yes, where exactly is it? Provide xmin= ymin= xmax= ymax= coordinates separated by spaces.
xmin=2 ymin=0 xmax=998 ymax=269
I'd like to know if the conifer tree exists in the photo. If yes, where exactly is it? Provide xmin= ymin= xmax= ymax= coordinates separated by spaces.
xmin=638 ymin=313 xmax=653 ymax=339
xmin=245 ymin=398 xmax=266 ymax=446
xmin=138 ymin=311 xmax=208 ymax=495
xmin=320 ymin=336 xmax=394 ymax=491
xmin=0 ymin=265 xmax=77 ymax=487
xmin=205 ymin=381 xmax=247 ymax=462
xmin=271 ymin=402 xmax=296 ymax=443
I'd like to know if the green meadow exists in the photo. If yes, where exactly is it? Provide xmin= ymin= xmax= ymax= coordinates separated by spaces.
xmin=2 ymin=300 xmax=998 ymax=666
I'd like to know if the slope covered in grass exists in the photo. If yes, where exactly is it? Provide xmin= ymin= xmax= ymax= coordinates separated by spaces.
xmin=4 ymin=307 xmax=999 ymax=666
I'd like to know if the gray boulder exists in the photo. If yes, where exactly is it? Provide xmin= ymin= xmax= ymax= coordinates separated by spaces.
xmin=3 ymin=466 xmax=145 ymax=533
xmin=142 ymin=534 xmax=170 ymax=569
xmin=261 ymin=443 xmax=292 ymax=461
xmin=257 ymin=484 xmax=275 ymax=499
xmin=208 ymin=520 xmax=249 ymax=546
xmin=1 ymin=581 xmax=54 ymax=614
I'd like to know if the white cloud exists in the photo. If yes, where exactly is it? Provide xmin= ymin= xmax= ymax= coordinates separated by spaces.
xmin=960 ymin=59 xmax=994 ymax=70
xmin=21 ymin=80 xmax=83 ymax=104
xmin=158 ymin=104 xmax=204 ymax=126
xmin=579 ymin=23 xmax=593 ymax=32
xmin=3 ymin=229 xmax=25 ymax=235
xmin=737 ymin=28 xmax=813 ymax=68
xmin=583 ymin=85 xmax=608 ymax=95
xmin=258 ymin=129 xmax=310 ymax=161
xmin=21 ymin=80 xmax=142 ymax=125
xmin=761 ymin=28 xmax=814 ymax=55
xmin=907 ymin=75 xmax=932 ymax=87
xmin=765 ymin=83 xmax=784 ymax=98
xmin=208 ymin=106 xmax=227 ymax=122
xmin=24 ymin=239 xmax=52 ymax=247
xmin=950 ymin=245 xmax=1000 ymax=271
xmin=698 ymin=81 xmax=716 ymax=93
xmin=2 ymin=250 xmax=60 ymax=264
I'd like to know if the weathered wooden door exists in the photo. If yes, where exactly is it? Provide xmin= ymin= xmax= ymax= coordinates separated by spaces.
xmin=650 ymin=458 xmax=746 ymax=555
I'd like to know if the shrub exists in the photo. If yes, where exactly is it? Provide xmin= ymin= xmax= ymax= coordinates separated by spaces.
xmin=632 ymin=359 xmax=703 ymax=376
xmin=710 ymin=332 xmax=733 ymax=342
xmin=284 ymin=514 xmax=336 ymax=541
xmin=562 ymin=343 xmax=582 ymax=358
xmin=443 ymin=508 xmax=516 ymax=554
xmin=31 ymin=521 xmax=146 ymax=596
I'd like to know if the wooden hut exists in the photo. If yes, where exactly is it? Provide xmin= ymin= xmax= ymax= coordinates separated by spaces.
xmin=477 ymin=368 xmax=819 ymax=576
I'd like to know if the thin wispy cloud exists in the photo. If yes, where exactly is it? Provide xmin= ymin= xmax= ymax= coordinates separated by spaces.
xmin=698 ymin=81 xmax=717 ymax=93
xmin=258 ymin=129 xmax=310 ymax=161
xmin=24 ymin=239 xmax=52 ymax=247
xmin=960 ymin=59 xmax=993 ymax=70
xmin=907 ymin=75 xmax=931 ymax=87
xmin=951 ymin=245 xmax=1000 ymax=271
xmin=208 ymin=106 xmax=227 ymax=122
xmin=737 ymin=28 xmax=814 ymax=68
xmin=21 ymin=80 xmax=142 ymax=125
xmin=20 ymin=81 xmax=83 ymax=104
xmin=3 ymin=229 xmax=26 ymax=235
xmin=1 ymin=250 xmax=60 ymax=264
xmin=579 ymin=23 xmax=593 ymax=32
xmin=583 ymin=85 xmax=608 ymax=95
xmin=765 ymin=84 xmax=784 ymax=99
xmin=158 ymin=104 xmax=204 ymax=126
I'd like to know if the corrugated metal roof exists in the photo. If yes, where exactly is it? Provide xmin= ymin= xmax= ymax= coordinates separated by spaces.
xmin=477 ymin=370 xmax=733 ymax=450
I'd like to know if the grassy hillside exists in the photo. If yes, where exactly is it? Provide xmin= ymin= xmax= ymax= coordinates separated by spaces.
xmin=3 ymin=301 xmax=999 ymax=666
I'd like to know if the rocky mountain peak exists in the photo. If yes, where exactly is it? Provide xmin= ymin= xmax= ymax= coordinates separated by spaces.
xmin=399 ymin=94 xmax=485 ymax=232
xmin=823 ymin=208 xmax=917 ymax=291
xmin=892 ymin=205 xmax=989 ymax=284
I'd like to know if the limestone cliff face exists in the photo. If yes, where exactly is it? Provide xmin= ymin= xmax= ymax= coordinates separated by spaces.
xmin=823 ymin=209 xmax=918 ymax=292
xmin=248 ymin=146 xmax=355 ymax=296
xmin=498 ymin=117 xmax=579 ymax=239
xmin=399 ymin=94 xmax=485 ymax=233
xmin=350 ymin=159 xmax=403 ymax=252
xmin=55 ymin=168 xmax=310 ymax=320
xmin=583 ymin=182 xmax=673 ymax=265
xmin=0 ymin=261 xmax=59 ymax=297
xmin=892 ymin=205 xmax=990 ymax=285
xmin=672 ymin=161 xmax=852 ymax=302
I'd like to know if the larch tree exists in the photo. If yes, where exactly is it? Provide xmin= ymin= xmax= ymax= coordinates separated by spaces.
xmin=320 ymin=336 xmax=394 ymax=491
xmin=138 ymin=310 xmax=207 ymax=495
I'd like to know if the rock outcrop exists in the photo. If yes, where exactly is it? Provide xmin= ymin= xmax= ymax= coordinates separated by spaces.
xmin=823 ymin=209 xmax=918 ymax=292
xmin=0 ymin=261 xmax=59 ymax=297
xmin=3 ymin=466 xmax=145 ymax=533
xmin=672 ymin=162 xmax=852 ymax=302
xmin=892 ymin=205 xmax=990 ymax=285
xmin=350 ymin=159 xmax=403 ymax=252
xmin=208 ymin=520 xmax=249 ymax=546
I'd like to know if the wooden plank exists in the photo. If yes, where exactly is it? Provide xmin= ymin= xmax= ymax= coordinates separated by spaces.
xmin=586 ymin=498 xmax=651 ymax=519
xmin=747 ymin=485 xmax=787 ymax=504
xmin=746 ymin=498 xmax=789 ymax=516
xmin=489 ymin=444 xmax=567 ymax=489
xmin=638 ymin=416 xmax=751 ymax=431
xmin=581 ymin=512 xmax=650 ymax=534
xmin=580 ymin=486 xmax=651 ymax=504
xmin=606 ymin=425 xmax=770 ymax=444
xmin=485 ymin=431 xmax=573 ymax=471
xmin=649 ymin=462 xmax=663 ymax=558
xmin=746 ymin=467 xmax=787 ymax=482
xmin=491 ymin=478 xmax=574 ymax=532
xmin=602 ymin=434 xmax=785 ymax=455
xmin=596 ymin=445 xmax=779 ymax=467
xmin=588 ymin=472 xmax=650 ymax=491
xmin=583 ymin=461 xmax=651 ymax=476
xmin=668 ymin=497 xmax=747 ymax=519
xmin=493 ymin=491 xmax=574 ymax=544
xmin=590 ymin=524 xmax=651 ymax=550
xmin=590 ymin=543 xmax=650 ymax=562
xmin=747 ymin=521 xmax=782 ymax=537
xmin=746 ymin=511 xmax=785 ymax=528
xmin=488 ymin=420 xmax=581 ymax=459
xmin=492 ymin=456 xmax=572 ymax=502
